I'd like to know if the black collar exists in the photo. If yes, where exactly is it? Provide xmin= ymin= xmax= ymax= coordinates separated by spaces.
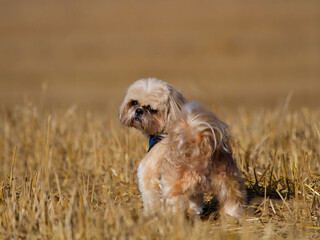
xmin=148 ymin=134 xmax=166 ymax=152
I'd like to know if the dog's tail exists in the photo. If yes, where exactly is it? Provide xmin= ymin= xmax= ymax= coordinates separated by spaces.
xmin=166 ymin=101 xmax=231 ymax=168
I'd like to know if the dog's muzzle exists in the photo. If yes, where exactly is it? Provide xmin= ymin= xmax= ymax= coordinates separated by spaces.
xmin=134 ymin=107 xmax=143 ymax=122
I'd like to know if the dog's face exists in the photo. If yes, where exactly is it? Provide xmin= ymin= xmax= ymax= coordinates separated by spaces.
xmin=119 ymin=78 xmax=187 ymax=135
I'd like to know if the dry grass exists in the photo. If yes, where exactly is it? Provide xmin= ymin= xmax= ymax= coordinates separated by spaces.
xmin=0 ymin=99 xmax=320 ymax=239
xmin=1 ymin=0 xmax=320 ymax=239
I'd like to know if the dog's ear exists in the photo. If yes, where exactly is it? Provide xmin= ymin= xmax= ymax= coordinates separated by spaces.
xmin=167 ymin=86 xmax=187 ymax=126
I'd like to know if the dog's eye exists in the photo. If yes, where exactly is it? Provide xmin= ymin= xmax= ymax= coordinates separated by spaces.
xmin=145 ymin=105 xmax=157 ymax=114
xmin=131 ymin=100 xmax=138 ymax=106
xmin=150 ymin=109 xmax=157 ymax=114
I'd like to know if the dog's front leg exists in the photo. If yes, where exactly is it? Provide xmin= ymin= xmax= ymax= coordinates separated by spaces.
xmin=137 ymin=160 xmax=161 ymax=215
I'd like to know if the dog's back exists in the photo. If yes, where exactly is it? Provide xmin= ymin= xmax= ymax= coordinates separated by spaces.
xmin=162 ymin=101 xmax=246 ymax=217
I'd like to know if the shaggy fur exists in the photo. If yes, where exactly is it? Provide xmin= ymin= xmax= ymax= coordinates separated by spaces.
xmin=119 ymin=78 xmax=246 ymax=218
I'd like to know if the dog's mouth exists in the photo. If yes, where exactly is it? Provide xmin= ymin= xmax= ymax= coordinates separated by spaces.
xmin=134 ymin=116 xmax=142 ymax=123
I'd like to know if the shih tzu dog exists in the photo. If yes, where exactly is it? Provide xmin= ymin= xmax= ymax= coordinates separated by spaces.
xmin=119 ymin=78 xmax=246 ymax=218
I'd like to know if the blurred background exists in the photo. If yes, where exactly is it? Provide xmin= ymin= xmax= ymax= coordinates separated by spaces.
xmin=1 ymin=0 xmax=319 ymax=111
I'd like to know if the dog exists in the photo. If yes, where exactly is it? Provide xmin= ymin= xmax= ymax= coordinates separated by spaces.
xmin=119 ymin=78 xmax=246 ymax=218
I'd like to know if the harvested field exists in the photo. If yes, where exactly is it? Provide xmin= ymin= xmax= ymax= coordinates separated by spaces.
xmin=0 ymin=1 xmax=320 ymax=239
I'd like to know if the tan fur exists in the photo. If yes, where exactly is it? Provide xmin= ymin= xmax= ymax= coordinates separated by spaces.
xmin=119 ymin=78 xmax=246 ymax=218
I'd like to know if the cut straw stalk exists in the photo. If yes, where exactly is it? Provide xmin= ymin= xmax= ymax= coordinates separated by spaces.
xmin=9 ymin=146 xmax=18 ymax=193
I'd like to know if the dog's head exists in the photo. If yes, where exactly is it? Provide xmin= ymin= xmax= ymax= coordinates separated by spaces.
xmin=119 ymin=78 xmax=187 ymax=135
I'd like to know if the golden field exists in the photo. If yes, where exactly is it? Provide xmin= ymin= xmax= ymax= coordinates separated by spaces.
xmin=0 ymin=0 xmax=320 ymax=239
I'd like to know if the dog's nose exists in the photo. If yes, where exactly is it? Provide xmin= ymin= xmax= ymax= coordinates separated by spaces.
xmin=135 ymin=108 xmax=143 ymax=116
